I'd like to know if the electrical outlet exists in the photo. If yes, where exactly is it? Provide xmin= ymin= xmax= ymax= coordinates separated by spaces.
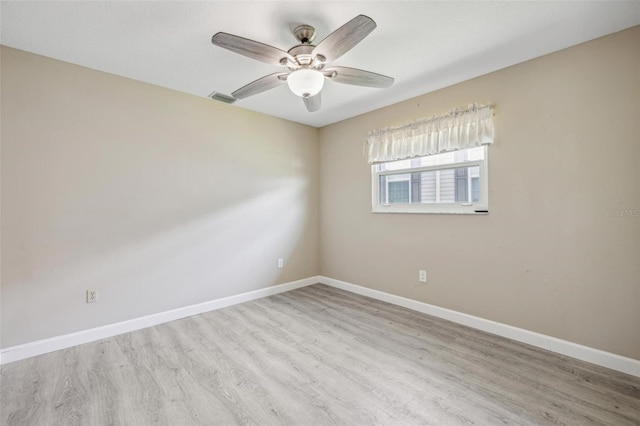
xmin=277 ymin=258 xmax=284 ymax=269
xmin=419 ymin=270 xmax=427 ymax=283
xmin=87 ymin=290 xmax=98 ymax=303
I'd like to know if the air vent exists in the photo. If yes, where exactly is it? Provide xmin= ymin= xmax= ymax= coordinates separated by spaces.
xmin=208 ymin=91 xmax=236 ymax=104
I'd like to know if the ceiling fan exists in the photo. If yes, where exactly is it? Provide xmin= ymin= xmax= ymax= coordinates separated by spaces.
xmin=211 ymin=15 xmax=394 ymax=112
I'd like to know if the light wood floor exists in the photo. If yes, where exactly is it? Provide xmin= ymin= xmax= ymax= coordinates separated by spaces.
xmin=2 ymin=284 xmax=639 ymax=425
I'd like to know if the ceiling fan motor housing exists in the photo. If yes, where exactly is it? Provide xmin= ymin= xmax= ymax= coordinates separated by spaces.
xmin=286 ymin=44 xmax=325 ymax=70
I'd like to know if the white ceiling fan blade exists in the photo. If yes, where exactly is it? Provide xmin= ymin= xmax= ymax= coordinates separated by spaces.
xmin=325 ymin=66 xmax=394 ymax=88
xmin=303 ymin=92 xmax=321 ymax=112
xmin=232 ymin=73 xmax=288 ymax=99
xmin=312 ymin=15 xmax=376 ymax=62
xmin=212 ymin=32 xmax=293 ymax=66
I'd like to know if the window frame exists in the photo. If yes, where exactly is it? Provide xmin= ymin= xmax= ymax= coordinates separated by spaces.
xmin=371 ymin=146 xmax=489 ymax=215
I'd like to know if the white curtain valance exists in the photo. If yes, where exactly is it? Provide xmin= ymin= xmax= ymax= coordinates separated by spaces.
xmin=365 ymin=104 xmax=495 ymax=164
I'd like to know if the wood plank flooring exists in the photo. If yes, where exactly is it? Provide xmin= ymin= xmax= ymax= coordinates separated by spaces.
xmin=2 ymin=284 xmax=639 ymax=425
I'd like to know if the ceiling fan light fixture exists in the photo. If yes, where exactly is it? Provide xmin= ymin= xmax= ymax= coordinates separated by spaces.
xmin=287 ymin=69 xmax=324 ymax=97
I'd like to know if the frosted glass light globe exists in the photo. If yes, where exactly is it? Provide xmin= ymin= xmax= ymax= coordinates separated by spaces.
xmin=287 ymin=69 xmax=325 ymax=97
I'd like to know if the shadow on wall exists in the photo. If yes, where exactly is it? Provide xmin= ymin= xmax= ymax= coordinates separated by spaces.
xmin=3 ymin=170 xmax=312 ymax=347
xmin=1 ymin=46 xmax=320 ymax=348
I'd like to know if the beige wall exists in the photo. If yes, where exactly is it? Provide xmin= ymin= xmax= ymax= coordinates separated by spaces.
xmin=1 ymin=46 xmax=319 ymax=348
xmin=319 ymin=27 xmax=640 ymax=360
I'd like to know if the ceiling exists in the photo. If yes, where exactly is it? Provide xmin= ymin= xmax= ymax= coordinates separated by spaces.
xmin=1 ymin=1 xmax=639 ymax=128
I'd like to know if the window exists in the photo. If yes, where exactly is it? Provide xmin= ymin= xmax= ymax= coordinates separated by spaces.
xmin=372 ymin=146 xmax=488 ymax=214
xmin=366 ymin=104 xmax=494 ymax=213
xmin=384 ymin=174 xmax=411 ymax=203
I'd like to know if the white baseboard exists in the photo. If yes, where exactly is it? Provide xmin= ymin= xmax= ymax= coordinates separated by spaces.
xmin=0 ymin=276 xmax=320 ymax=365
xmin=3 ymin=275 xmax=639 ymax=378
xmin=319 ymin=276 xmax=640 ymax=377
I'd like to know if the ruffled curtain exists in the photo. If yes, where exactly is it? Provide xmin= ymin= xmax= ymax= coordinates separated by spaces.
xmin=365 ymin=104 xmax=495 ymax=164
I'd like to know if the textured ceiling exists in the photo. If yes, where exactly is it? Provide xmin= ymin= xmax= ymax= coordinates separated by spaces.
xmin=2 ymin=1 xmax=639 ymax=127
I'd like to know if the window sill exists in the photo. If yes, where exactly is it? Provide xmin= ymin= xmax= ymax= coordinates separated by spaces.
xmin=372 ymin=206 xmax=489 ymax=215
